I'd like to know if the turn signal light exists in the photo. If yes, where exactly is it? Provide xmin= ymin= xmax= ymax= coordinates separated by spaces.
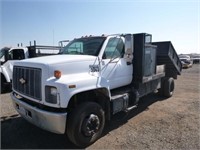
xmin=54 ymin=70 xmax=61 ymax=79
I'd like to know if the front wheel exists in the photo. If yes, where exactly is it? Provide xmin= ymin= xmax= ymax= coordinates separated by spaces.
xmin=1 ymin=77 xmax=7 ymax=93
xmin=67 ymin=102 xmax=105 ymax=147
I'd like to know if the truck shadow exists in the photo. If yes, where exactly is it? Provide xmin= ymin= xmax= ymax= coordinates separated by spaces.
xmin=1 ymin=93 xmax=166 ymax=149
xmin=102 ymin=93 xmax=167 ymax=137
xmin=1 ymin=87 xmax=12 ymax=94
xmin=1 ymin=117 xmax=78 ymax=149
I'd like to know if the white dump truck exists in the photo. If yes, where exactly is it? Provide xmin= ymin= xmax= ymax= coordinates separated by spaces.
xmin=11 ymin=33 xmax=182 ymax=147
xmin=0 ymin=42 xmax=61 ymax=93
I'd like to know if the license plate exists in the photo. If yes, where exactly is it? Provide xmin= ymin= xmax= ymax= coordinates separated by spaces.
xmin=19 ymin=105 xmax=26 ymax=115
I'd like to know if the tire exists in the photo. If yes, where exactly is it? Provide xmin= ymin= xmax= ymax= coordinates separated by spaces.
xmin=158 ymin=80 xmax=164 ymax=96
xmin=67 ymin=102 xmax=105 ymax=147
xmin=1 ymin=76 xmax=7 ymax=93
xmin=163 ymin=77 xmax=175 ymax=98
xmin=1 ymin=83 xmax=5 ymax=93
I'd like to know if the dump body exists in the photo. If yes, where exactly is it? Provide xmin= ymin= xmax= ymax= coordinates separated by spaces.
xmin=152 ymin=42 xmax=182 ymax=79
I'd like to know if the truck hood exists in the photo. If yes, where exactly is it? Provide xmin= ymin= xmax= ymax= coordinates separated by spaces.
xmin=20 ymin=54 xmax=97 ymax=65
xmin=14 ymin=54 xmax=99 ymax=79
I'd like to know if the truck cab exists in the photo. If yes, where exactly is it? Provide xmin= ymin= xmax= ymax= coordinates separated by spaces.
xmin=11 ymin=33 xmax=182 ymax=147
xmin=0 ymin=47 xmax=29 ymax=92
xmin=59 ymin=35 xmax=133 ymax=89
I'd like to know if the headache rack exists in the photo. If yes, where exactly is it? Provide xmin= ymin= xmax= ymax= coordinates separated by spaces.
xmin=28 ymin=40 xmax=61 ymax=58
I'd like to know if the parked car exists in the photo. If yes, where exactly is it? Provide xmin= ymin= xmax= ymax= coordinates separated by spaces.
xmin=191 ymin=54 xmax=200 ymax=64
xmin=179 ymin=55 xmax=193 ymax=68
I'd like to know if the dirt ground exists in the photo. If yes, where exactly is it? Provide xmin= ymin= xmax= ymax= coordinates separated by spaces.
xmin=1 ymin=64 xmax=200 ymax=149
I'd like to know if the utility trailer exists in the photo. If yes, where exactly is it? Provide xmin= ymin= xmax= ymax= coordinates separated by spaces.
xmin=11 ymin=33 xmax=182 ymax=147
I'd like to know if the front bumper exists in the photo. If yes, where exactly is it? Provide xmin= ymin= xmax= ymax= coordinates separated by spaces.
xmin=11 ymin=92 xmax=67 ymax=134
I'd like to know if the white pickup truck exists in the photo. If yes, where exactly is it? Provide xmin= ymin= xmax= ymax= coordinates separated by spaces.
xmin=11 ymin=33 xmax=182 ymax=147
xmin=0 ymin=44 xmax=61 ymax=93
xmin=0 ymin=47 xmax=29 ymax=92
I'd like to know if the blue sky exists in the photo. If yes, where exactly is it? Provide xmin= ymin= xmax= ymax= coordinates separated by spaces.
xmin=1 ymin=0 xmax=199 ymax=54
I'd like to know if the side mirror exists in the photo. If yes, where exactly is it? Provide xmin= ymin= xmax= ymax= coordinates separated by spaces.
xmin=124 ymin=34 xmax=134 ymax=65
xmin=124 ymin=48 xmax=133 ymax=65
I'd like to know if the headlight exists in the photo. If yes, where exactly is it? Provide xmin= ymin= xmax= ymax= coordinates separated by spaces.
xmin=45 ymin=86 xmax=58 ymax=104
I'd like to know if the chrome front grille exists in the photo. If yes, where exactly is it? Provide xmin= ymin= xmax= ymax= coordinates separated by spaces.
xmin=13 ymin=66 xmax=42 ymax=100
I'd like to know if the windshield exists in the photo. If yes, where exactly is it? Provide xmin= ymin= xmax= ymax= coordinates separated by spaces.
xmin=61 ymin=37 xmax=106 ymax=56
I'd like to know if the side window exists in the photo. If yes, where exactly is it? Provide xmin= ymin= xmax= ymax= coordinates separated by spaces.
xmin=9 ymin=49 xmax=25 ymax=60
xmin=103 ymin=37 xmax=124 ymax=59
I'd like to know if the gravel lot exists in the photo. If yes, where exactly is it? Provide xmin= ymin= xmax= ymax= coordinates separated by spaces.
xmin=1 ymin=64 xmax=200 ymax=149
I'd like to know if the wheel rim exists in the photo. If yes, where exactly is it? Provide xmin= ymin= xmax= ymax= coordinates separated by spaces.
xmin=82 ymin=114 xmax=100 ymax=137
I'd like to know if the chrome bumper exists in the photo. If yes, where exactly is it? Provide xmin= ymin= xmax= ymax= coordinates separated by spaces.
xmin=11 ymin=92 xmax=67 ymax=134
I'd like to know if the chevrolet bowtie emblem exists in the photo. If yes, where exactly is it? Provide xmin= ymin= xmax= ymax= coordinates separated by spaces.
xmin=19 ymin=78 xmax=26 ymax=84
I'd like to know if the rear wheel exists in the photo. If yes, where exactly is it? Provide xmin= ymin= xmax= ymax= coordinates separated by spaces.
xmin=163 ymin=77 xmax=175 ymax=97
xmin=67 ymin=102 xmax=105 ymax=147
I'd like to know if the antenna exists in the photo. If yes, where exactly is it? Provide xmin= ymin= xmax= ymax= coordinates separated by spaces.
xmin=53 ymin=29 xmax=55 ymax=53
xmin=53 ymin=29 xmax=54 ymax=46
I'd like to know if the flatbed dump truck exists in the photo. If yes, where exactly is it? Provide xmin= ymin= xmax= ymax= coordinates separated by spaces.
xmin=11 ymin=33 xmax=182 ymax=147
